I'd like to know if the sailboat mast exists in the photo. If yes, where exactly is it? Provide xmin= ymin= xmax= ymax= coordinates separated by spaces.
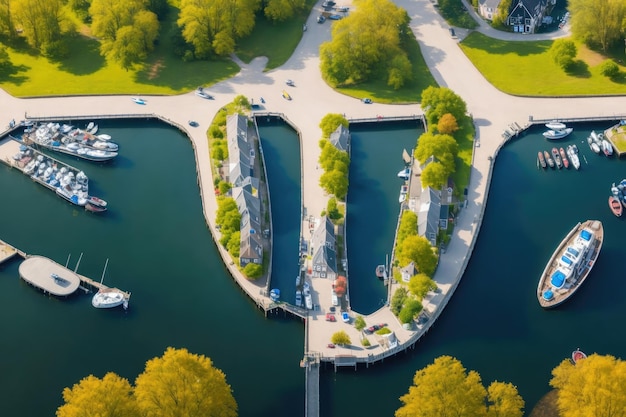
xmin=74 ymin=252 xmax=83 ymax=272
xmin=99 ymin=258 xmax=109 ymax=285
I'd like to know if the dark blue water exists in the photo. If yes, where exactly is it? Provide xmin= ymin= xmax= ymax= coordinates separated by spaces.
xmin=4 ymin=118 xmax=626 ymax=417
xmin=346 ymin=121 xmax=424 ymax=313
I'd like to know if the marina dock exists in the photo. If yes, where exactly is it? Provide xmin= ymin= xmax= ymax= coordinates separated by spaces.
xmin=1 ymin=237 xmax=130 ymax=305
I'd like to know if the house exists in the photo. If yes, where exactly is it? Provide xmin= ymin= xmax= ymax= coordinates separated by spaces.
xmin=418 ymin=186 xmax=444 ymax=247
xmin=239 ymin=227 xmax=263 ymax=267
xmin=310 ymin=216 xmax=338 ymax=279
xmin=329 ymin=124 xmax=350 ymax=152
xmin=479 ymin=0 xmax=501 ymax=21
xmin=506 ymin=0 xmax=554 ymax=34
xmin=226 ymin=114 xmax=252 ymax=187
xmin=400 ymin=261 xmax=416 ymax=283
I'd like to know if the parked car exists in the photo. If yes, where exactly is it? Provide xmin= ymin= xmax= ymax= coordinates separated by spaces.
xmin=325 ymin=313 xmax=336 ymax=322
xmin=341 ymin=312 xmax=350 ymax=323
xmin=449 ymin=28 xmax=456 ymax=37
xmin=322 ymin=0 xmax=336 ymax=8
xmin=328 ymin=14 xmax=342 ymax=20
xmin=188 ymin=120 xmax=199 ymax=127
xmin=317 ymin=15 xmax=326 ymax=23
xmin=286 ymin=79 xmax=295 ymax=87
xmin=362 ymin=98 xmax=372 ymax=104
xmin=335 ymin=6 xmax=349 ymax=12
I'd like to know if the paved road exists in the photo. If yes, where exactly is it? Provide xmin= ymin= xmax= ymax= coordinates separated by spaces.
xmin=2 ymin=0 xmax=626 ymax=359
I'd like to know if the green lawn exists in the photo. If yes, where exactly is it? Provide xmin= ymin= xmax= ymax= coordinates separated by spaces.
xmin=460 ymin=32 xmax=626 ymax=96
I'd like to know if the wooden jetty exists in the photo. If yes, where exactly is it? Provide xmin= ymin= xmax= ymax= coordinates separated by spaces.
xmin=0 ymin=239 xmax=22 ymax=264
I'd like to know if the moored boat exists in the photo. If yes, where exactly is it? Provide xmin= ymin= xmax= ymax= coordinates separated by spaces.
xmin=571 ymin=349 xmax=587 ymax=364
xmin=537 ymin=151 xmax=546 ymax=169
xmin=399 ymin=184 xmax=408 ymax=203
xmin=602 ymin=139 xmax=613 ymax=156
xmin=543 ymin=127 xmax=573 ymax=140
xmin=375 ymin=264 xmax=387 ymax=280
xmin=609 ymin=196 xmax=622 ymax=217
xmin=544 ymin=150 xmax=554 ymax=168
xmin=559 ymin=147 xmax=569 ymax=169
xmin=269 ymin=288 xmax=281 ymax=302
xmin=131 ymin=97 xmax=146 ymax=105
xmin=552 ymin=147 xmax=562 ymax=169
xmin=545 ymin=121 xmax=567 ymax=130
xmin=397 ymin=167 xmax=411 ymax=179
xmin=567 ymin=145 xmax=580 ymax=170
xmin=92 ymin=289 xmax=125 ymax=308
xmin=537 ymin=220 xmax=603 ymax=308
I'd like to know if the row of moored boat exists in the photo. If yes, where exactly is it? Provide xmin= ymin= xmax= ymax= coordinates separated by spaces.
xmin=537 ymin=145 xmax=580 ymax=170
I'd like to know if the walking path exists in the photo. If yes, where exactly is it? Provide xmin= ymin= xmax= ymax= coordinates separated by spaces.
xmin=1 ymin=0 xmax=626 ymax=364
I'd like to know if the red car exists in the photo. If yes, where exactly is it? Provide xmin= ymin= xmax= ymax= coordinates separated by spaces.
xmin=327 ymin=343 xmax=336 ymax=348
xmin=325 ymin=313 xmax=336 ymax=322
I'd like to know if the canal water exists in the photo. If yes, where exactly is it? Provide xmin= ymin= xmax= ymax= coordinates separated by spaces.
xmin=2 ymin=119 xmax=626 ymax=417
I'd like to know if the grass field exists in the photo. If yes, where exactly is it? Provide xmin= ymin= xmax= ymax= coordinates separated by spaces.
xmin=460 ymin=32 xmax=626 ymax=96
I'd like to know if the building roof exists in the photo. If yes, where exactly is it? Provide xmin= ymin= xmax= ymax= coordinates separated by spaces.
xmin=481 ymin=0 xmax=501 ymax=9
xmin=240 ymin=227 xmax=263 ymax=262
xmin=310 ymin=216 xmax=338 ymax=274
xmin=418 ymin=186 xmax=441 ymax=246
xmin=227 ymin=114 xmax=252 ymax=187
xmin=329 ymin=125 xmax=350 ymax=152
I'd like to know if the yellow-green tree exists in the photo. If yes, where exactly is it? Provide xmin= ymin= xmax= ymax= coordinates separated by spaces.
xmin=550 ymin=353 xmax=626 ymax=417
xmin=13 ymin=0 xmax=65 ymax=50
xmin=264 ymin=0 xmax=305 ymax=22
xmin=570 ymin=0 xmax=626 ymax=53
xmin=407 ymin=273 xmax=437 ymax=299
xmin=414 ymin=132 xmax=458 ymax=171
xmin=56 ymin=373 xmax=139 ymax=417
xmin=396 ymin=356 xmax=524 ymax=417
xmin=0 ymin=0 xmax=14 ymax=38
xmin=331 ymin=330 xmax=351 ymax=345
xmin=319 ymin=113 xmax=348 ymax=138
xmin=134 ymin=347 xmax=238 ymax=417
xmin=421 ymin=86 xmax=468 ymax=127
xmin=396 ymin=235 xmax=438 ymax=276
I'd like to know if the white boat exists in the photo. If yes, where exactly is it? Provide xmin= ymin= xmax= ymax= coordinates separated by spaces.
xmin=97 ymin=134 xmax=112 ymax=141
xmin=304 ymin=292 xmax=313 ymax=310
xmin=87 ymin=195 xmax=107 ymax=208
xmin=537 ymin=220 xmax=603 ymax=308
xmin=91 ymin=259 xmax=127 ymax=309
xmin=76 ymin=148 xmax=118 ymax=162
xmin=602 ymin=139 xmax=613 ymax=156
xmin=295 ymin=290 xmax=302 ymax=307
xmin=566 ymin=145 xmax=580 ymax=170
xmin=397 ymin=167 xmax=411 ymax=180
xmin=269 ymin=288 xmax=280 ymax=302
xmin=89 ymin=124 xmax=98 ymax=135
xmin=399 ymin=184 xmax=408 ymax=203
xmin=542 ymin=127 xmax=573 ymax=140
xmin=131 ymin=97 xmax=146 ymax=105
xmin=545 ymin=121 xmax=567 ymax=130
xmin=86 ymin=122 xmax=95 ymax=131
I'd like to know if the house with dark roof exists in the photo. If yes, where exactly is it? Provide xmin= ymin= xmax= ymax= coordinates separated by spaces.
xmin=418 ymin=186 xmax=446 ymax=247
xmin=310 ymin=216 xmax=338 ymax=279
xmin=239 ymin=227 xmax=263 ymax=266
xmin=226 ymin=114 xmax=252 ymax=187
xmin=479 ymin=0 xmax=501 ymax=20
xmin=506 ymin=0 xmax=553 ymax=33
xmin=329 ymin=125 xmax=350 ymax=152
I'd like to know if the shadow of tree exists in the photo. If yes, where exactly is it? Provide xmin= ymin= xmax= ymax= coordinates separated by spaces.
xmin=0 ymin=63 xmax=29 ymax=85
xmin=54 ymin=35 xmax=105 ymax=75
xmin=565 ymin=60 xmax=591 ymax=78
xmin=609 ymin=72 xmax=626 ymax=84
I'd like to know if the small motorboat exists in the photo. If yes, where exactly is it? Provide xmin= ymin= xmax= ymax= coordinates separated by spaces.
xmin=537 ymin=151 xmax=546 ymax=169
xmin=545 ymin=121 xmax=567 ymax=130
xmin=571 ymin=348 xmax=587 ymax=364
xmin=397 ymin=167 xmax=411 ymax=179
xmin=89 ymin=124 xmax=99 ymax=135
xmin=92 ymin=289 xmax=125 ymax=308
xmin=85 ymin=203 xmax=107 ymax=213
xmin=559 ymin=147 xmax=569 ymax=169
xmin=87 ymin=195 xmax=107 ymax=208
xmin=399 ymin=184 xmax=409 ymax=203
xmin=551 ymin=147 xmax=562 ymax=169
xmin=602 ymin=139 xmax=613 ymax=156
xmin=269 ymin=288 xmax=281 ymax=302
xmin=567 ymin=145 xmax=580 ymax=170
xmin=131 ymin=97 xmax=146 ymax=105
xmin=86 ymin=121 xmax=95 ymax=131
xmin=543 ymin=127 xmax=573 ymax=140
xmin=609 ymin=196 xmax=622 ymax=217
xmin=97 ymin=134 xmax=111 ymax=141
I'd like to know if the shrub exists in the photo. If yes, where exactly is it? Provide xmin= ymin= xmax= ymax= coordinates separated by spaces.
xmin=376 ymin=327 xmax=391 ymax=335
xmin=599 ymin=60 xmax=620 ymax=78
xmin=243 ymin=263 xmax=263 ymax=279
xmin=391 ymin=287 xmax=408 ymax=316
xmin=550 ymin=39 xmax=577 ymax=70
xmin=210 ymin=125 xmax=224 ymax=139
xmin=361 ymin=337 xmax=371 ymax=347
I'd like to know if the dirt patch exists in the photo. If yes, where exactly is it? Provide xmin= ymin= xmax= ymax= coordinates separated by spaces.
xmin=147 ymin=59 xmax=164 ymax=80
xmin=528 ymin=390 xmax=560 ymax=417
xmin=578 ymin=44 xmax=607 ymax=67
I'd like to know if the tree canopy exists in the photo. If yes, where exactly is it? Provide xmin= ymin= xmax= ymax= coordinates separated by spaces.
xmin=396 ymin=235 xmax=438 ymax=276
xmin=177 ymin=0 xmax=260 ymax=59
xmin=331 ymin=330 xmax=351 ymax=345
xmin=13 ymin=0 xmax=66 ymax=51
xmin=134 ymin=347 xmax=238 ymax=417
xmin=264 ymin=0 xmax=306 ymax=23
xmin=550 ymin=39 xmax=577 ymax=70
xmin=320 ymin=0 xmax=412 ymax=88
xmin=421 ymin=86 xmax=468 ymax=127
xmin=570 ymin=0 xmax=626 ymax=53
xmin=408 ymin=273 xmax=437 ymax=299
xmin=396 ymin=356 xmax=524 ymax=417
xmin=550 ymin=353 xmax=626 ymax=417
xmin=318 ymin=139 xmax=350 ymax=200
xmin=319 ymin=113 xmax=348 ymax=138
xmin=57 ymin=373 xmax=138 ymax=417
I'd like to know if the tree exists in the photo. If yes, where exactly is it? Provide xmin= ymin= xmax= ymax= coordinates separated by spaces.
xmin=177 ymin=0 xmax=260 ymax=59
xmin=408 ymin=273 xmax=437 ymax=299
xmin=216 ymin=197 xmax=240 ymax=232
xmin=319 ymin=113 xmax=348 ymax=138
xmin=134 ymin=347 xmax=238 ymax=417
xmin=486 ymin=382 xmax=524 ymax=417
xmin=320 ymin=0 xmax=411 ymax=86
xmin=421 ymin=162 xmax=449 ymax=190
xmin=226 ymin=230 xmax=240 ymax=258
xmin=0 ymin=0 xmax=15 ymax=38
xmin=57 ymin=373 xmax=139 ymax=417
xmin=334 ymin=276 xmax=347 ymax=297
xmin=0 ymin=45 xmax=12 ymax=72
xmin=397 ymin=235 xmax=438 ymax=276
xmin=243 ymin=262 xmax=262 ymax=278
xmin=398 ymin=298 xmax=422 ymax=324
xmin=570 ymin=0 xmax=626 ymax=53
xmin=320 ymin=169 xmax=349 ymax=200
xmin=387 ymin=53 xmax=413 ymax=90
xmin=421 ymin=86 xmax=468 ymax=127
xmin=390 ymin=287 xmax=408 ymax=316
xmin=550 ymin=353 xmax=626 ymax=417
xmin=264 ymin=0 xmax=305 ymax=22
xmin=414 ymin=132 xmax=458 ymax=171
xmin=326 ymin=197 xmax=343 ymax=221
xmin=331 ymin=330 xmax=351 ymax=345
xmin=437 ymin=113 xmax=459 ymax=135
xmin=397 ymin=210 xmax=417 ymax=244
xmin=599 ymin=59 xmax=620 ymax=78
xmin=354 ymin=315 xmax=366 ymax=332
xmin=550 ymin=39 xmax=577 ymax=70
xmin=13 ymin=0 xmax=65 ymax=50
xmin=396 ymin=356 xmax=488 ymax=417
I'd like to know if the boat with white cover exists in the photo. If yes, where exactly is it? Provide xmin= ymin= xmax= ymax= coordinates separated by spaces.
xmin=545 ymin=121 xmax=567 ymax=130
xmin=543 ymin=127 xmax=573 ymax=140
